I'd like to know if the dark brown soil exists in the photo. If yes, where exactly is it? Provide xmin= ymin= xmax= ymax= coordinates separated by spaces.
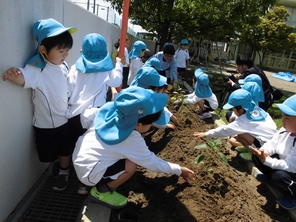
xmin=110 ymin=100 xmax=292 ymax=222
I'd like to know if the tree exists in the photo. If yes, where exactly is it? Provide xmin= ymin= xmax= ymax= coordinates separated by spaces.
xmin=106 ymin=0 xmax=277 ymax=50
xmin=106 ymin=0 xmax=186 ymax=47
xmin=240 ymin=6 xmax=296 ymax=65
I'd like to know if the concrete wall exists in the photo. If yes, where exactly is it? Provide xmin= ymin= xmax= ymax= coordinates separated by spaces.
xmin=0 ymin=0 xmax=155 ymax=220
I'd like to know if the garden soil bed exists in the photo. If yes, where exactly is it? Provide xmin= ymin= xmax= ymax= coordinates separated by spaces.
xmin=110 ymin=102 xmax=291 ymax=222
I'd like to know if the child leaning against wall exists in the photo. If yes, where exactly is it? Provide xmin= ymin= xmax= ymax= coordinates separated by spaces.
xmin=2 ymin=18 xmax=76 ymax=191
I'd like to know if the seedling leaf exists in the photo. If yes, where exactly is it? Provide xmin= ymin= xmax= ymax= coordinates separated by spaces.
xmin=194 ymin=144 xmax=208 ymax=149
xmin=218 ymin=152 xmax=228 ymax=164
xmin=194 ymin=154 xmax=205 ymax=164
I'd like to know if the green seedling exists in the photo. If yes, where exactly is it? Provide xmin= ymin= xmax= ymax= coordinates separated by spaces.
xmin=204 ymin=138 xmax=221 ymax=150
xmin=207 ymin=168 xmax=214 ymax=174
xmin=195 ymin=138 xmax=229 ymax=165
xmin=218 ymin=152 xmax=228 ymax=164
xmin=194 ymin=154 xmax=205 ymax=164
xmin=194 ymin=144 xmax=208 ymax=149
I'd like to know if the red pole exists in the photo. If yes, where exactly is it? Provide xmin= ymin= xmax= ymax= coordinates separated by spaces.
xmin=116 ymin=0 xmax=130 ymax=92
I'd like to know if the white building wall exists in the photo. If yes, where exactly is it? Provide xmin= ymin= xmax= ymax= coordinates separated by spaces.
xmin=0 ymin=1 xmax=155 ymax=220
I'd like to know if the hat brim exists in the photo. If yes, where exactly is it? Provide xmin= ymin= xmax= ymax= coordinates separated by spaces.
xmin=154 ymin=110 xmax=170 ymax=125
xmin=76 ymin=53 xmax=114 ymax=73
xmin=276 ymin=103 xmax=296 ymax=116
xmin=223 ymin=103 xmax=234 ymax=110
xmin=238 ymin=79 xmax=244 ymax=85
xmin=157 ymin=75 xmax=168 ymax=86
xmin=48 ymin=27 xmax=77 ymax=38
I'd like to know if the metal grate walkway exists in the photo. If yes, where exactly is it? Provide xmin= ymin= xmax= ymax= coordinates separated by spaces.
xmin=18 ymin=170 xmax=87 ymax=222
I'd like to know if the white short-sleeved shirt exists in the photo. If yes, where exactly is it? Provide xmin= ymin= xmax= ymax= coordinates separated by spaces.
xmin=127 ymin=57 xmax=143 ymax=85
xmin=175 ymin=49 xmax=190 ymax=68
xmin=205 ymin=113 xmax=277 ymax=145
xmin=20 ymin=63 xmax=69 ymax=128
xmin=185 ymin=93 xmax=218 ymax=110
xmin=66 ymin=63 xmax=123 ymax=118
xmin=73 ymin=128 xmax=182 ymax=186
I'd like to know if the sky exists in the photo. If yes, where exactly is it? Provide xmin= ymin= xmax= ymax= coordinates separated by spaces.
xmin=68 ymin=0 xmax=146 ymax=34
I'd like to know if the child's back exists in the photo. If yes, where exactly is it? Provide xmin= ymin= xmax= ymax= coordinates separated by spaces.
xmin=67 ymin=33 xmax=123 ymax=118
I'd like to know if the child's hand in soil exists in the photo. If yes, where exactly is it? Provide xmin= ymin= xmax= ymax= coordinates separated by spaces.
xmin=248 ymin=146 xmax=270 ymax=162
xmin=193 ymin=132 xmax=205 ymax=138
xmin=180 ymin=167 xmax=195 ymax=182
xmin=166 ymin=123 xmax=176 ymax=129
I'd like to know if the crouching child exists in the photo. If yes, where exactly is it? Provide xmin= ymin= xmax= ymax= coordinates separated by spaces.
xmin=248 ymin=95 xmax=296 ymax=209
xmin=194 ymin=89 xmax=277 ymax=148
xmin=184 ymin=68 xmax=218 ymax=119
xmin=72 ymin=86 xmax=194 ymax=208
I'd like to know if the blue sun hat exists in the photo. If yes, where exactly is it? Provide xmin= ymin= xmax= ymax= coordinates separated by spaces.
xmin=194 ymin=68 xmax=204 ymax=79
xmin=180 ymin=39 xmax=189 ymax=45
xmin=130 ymin=67 xmax=169 ymax=126
xmin=95 ymin=86 xmax=168 ymax=145
xmin=223 ymin=89 xmax=267 ymax=121
xmin=129 ymin=41 xmax=147 ymax=59
xmin=238 ymin=74 xmax=262 ymax=85
xmin=276 ymin=94 xmax=296 ymax=116
xmin=144 ymin=58 xmax=161 ymax=70
xmin=130 ymin=67 xmax=167 ymax=88
xmin=242 ymin=82 xmax=264 ymax=103
xmin=26 ymin=18 xmax=77 ymax=69
xmin=194 ymin=73 xmax=213 ymax=98
xmin=76 ymin=33 xmax=114 ymax=73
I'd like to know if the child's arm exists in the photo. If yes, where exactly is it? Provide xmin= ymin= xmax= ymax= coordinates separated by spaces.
xmin=2 ymin=68 xmax=25 ymax=86
xmin=108 ymin=57 xmax=124 ymax=87
xmin=197 ymin=120 xmax=245 ymax=138
xmin=248 ymin=145 xmax=270 ymax=162
xmin=193 ymin=132 xmax=206 ymax=138
xmin=111 ymin=87 xmax=119 ymax=101
xmin=170 ymin=115 xmax=180 ymax=126
xmin=180 ymin=167 xmax=195 ymax=182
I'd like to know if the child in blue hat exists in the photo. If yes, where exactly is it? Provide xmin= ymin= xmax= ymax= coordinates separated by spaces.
xmin=248 ymin=95 xmax=296 ymax=209
xmin=143 ymin=57 xmax=161 ymax=71
xmin=184 ymin=69 xmax=218 ymax=119
xmin=152 ymin=43 xmax=178 ymax=86
xmin=226 ymin=74 xmax=265 ymax=124
xmin=66 ymin=33 xmax=125 ymax=194
xmin=127 ymin=40 xmax=147 ymax=85
xmin=72 ymin=86 xmax=194 ymax=208
xmin=175 ymin=39 xmax=190 ymax=76
xmin=194 ymin=89 xmax=276 ymax=149
xmin=2 ymin=18 xmax=76 ymax=191
xmin=130 ymin=66 xmax=179 ymax=129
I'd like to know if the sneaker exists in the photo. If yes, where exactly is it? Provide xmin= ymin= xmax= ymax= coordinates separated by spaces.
xmin=89 ymin=187 xmax=128 ymax=209
xmin=196 ymin=110 xmax=205 ymax=115
xmin=277 ymin=196 xmax=296 ymax=209
xmin=78 ymin=184 xmax=89 ymax=195
xmin=239 ymin=152 xmax=252 ymax=161
xmin=198 ymin=112 xmax=212 ymax=119
xmin=235 ymin=146 xmax=249 ymax=153
xmin=52 ymin=174 xmax=69 ymax=191
xmin=255 ymin=173 xmax=269 ymax=183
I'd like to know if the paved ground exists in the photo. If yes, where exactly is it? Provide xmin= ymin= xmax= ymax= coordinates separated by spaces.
xmin=221 ymin=64 xmax=296 ymax=94
xmin=264 ymin=70 xmax=296 ymax=94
